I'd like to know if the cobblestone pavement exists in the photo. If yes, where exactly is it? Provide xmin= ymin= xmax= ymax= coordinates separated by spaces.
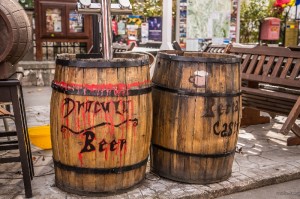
xmin=0 ymin=87 xmax=299 ymax=199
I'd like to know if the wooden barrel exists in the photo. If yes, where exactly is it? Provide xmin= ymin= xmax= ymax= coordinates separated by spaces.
xmin=151 ymin=51 xmax=241 ymax=184
xmin=50 ymin=53 xmax=152 ymax=195
xmin=0 ymin=0 xmax=32 ymax=65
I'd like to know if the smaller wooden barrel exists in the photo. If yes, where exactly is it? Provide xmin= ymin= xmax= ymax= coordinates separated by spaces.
xmin=50 ymin=53 xmax=152 ymax=195
xmin=151 ymin=51 xmax=241 ymax=184
xmin=0 ymin=0 xmax=32 ymax=65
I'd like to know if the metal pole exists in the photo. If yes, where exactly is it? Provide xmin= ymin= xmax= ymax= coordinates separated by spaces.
xmin=100 ymin=0 xmax=113 ymax=60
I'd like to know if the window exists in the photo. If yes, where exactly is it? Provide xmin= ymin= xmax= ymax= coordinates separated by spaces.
xmin=69 ymin=10 xmax=84 ymax=33
xmin=46 ymin=8 xmax=62 ymax=33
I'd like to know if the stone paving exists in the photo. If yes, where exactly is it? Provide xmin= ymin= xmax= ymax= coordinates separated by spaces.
xmin=0 ymin=88 xmax=300 ymax=199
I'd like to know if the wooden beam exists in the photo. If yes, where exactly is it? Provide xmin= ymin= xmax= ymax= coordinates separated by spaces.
xmin=280 ymin=97 xmax=300 ymax=135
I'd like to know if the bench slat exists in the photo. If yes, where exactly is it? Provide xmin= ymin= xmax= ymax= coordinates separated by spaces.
xmin=290 ymin=60 xmax=300 ymax=79
xmin=260 ymin=84 xmax=300 ymax=95
xmin=241 ymin=54 xmax=251 ymax=73
xmin=229 ymin=46 xmax=300 ymax=58
xmin=243 ymin=101 xmax=292 ymax=116
xmin=254 ymin=55 xmax=266 ymax=75
xmin=243 ymin=95 xmax=295 ymax=106
xmin=243 ymin=96 xmax=294 ymax=110
xmin=246 ymin=55 xmax=258 ymax=74
xmin=203 ymin=44 xmax=228 ymax=53
xmin=243 ymin=98 xmax=292 ymax=110
xmin=262 ymin=56 xmax=275 ymax=76
xmin=242 ymin=86 xmax=299 ymax=101
xmin=242 ymin=73 xmax=300 ymax=89
xmin=280 ymin=58 xmax=293 ymax=79
xmin=271 ymin=57 xmax=284 ymax=78
xmin=242 ymin=88 xmax=298 ymax=116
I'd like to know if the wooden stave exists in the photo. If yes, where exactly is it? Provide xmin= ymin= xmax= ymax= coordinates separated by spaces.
xmin=0 ymin=0 xmax=32 ymax=65
xmin=151 ymin=89 xmax=240 ymax=183
xmin=50 ymin=53 xmax=152 ymax=194
xmin=151 ymin=51 xmax=241 ymax=184
xmin=152 ymin=52 xmax=241 ymax=94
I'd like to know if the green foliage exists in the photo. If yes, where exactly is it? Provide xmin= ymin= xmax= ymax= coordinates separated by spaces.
xmin=129 ymin=0 xmax=162 ymax=17
xmin=240 ymin=0 xmax=284 ymax=43
xmin=240 ymin=0 xmax=269 ymax=43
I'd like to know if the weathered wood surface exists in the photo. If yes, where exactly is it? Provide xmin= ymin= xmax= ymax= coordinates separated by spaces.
xmin=227 ymin=45 xmax=300 ymax=143
xmin=0 ymin=106 xmax=12 ymax=116
xmin=50 ymin=53 xmax=152 ymax=195
xmin=151 ymin=51 xmax=241 ymax=184
xmin=203 ymin=44 xmax=231 ymax=54
xmin=0 ymin=0 xmax=32 ymax=65
xmin=280 ymin=97 xmax=300 ymax=136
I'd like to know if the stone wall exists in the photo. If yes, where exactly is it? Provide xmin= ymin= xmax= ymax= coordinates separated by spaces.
xmin=18 ymin=61 xmax=55 ymax=86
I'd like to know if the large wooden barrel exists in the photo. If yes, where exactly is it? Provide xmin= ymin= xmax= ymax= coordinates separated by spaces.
xmin=151 ymin=51 xmax=241 ymax=184
xmin=0 ymin=0 xmax=32 ymax=65
xmin=50 ymin=53 xmax=152 ymax=195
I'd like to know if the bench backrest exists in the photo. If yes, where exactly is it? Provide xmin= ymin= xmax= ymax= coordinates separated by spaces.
xmin=203 ymin=44 xmax=230 ymax=53
xmin=227 ymin=45 xmax=300 ymax=90
xmin=112 ymin=42 xmax=135 ymax=52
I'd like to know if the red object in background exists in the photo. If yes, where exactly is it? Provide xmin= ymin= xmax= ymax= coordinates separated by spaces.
xmin=274 ymin=0 xmax=292 ymax=7
xmin=127 ymin=40 xmax=137 ymax=47
xmin=112 ymin=18 xmax=118 ymax=35
xmin=260 ymin=17 xmax=281 ymax=40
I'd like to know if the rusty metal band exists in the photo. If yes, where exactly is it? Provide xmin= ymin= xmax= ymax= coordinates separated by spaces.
xmin=51 ymin=81 xmax=152 ymax=97
xmin=53 ymin=156 xmax=148 ymax=174
xmin=152 ymin=84 xmax=242 ymax=97
xmin=157 ymin=53 xmax=241 ymax=63
xmin=56 ymin=57 xmax=149 ymax=68
xmin=152 ymin=144 xmax=235 ymax=158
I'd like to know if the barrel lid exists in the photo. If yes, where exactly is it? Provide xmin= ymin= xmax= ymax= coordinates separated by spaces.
xmin=157 ymin=51 xmax=241 ymax=64
xmin=56 ymin=53 xmax=150 ymax=68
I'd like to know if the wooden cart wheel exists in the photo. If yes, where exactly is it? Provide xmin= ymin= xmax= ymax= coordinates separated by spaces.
xmin=0 ymin=0 xmax=32 ymax=65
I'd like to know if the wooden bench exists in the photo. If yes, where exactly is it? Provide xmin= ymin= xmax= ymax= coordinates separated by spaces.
xmin=112 ymin=42 xmax=135 ymax=52
xmin=227 ymin=45 xmax=300 ymax=146
xmin=203 ymin=43 xmax=231 ymax=53
xmin=171 ymin=41 xmax=231 ymax=53
xmin=88 ymin=42 xmax=135 ymax=54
